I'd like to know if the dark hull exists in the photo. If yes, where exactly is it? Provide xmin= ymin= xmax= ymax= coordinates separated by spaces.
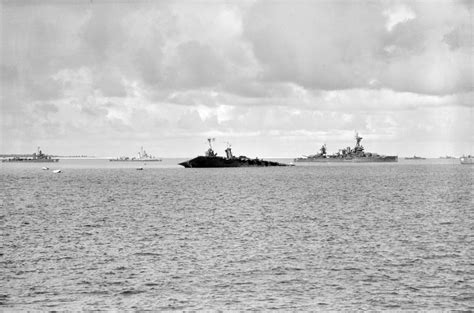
xmin=2 ymin=158 xmax=59 ymax=163
xmin=179 ymin=156 xmax=291 ymax=168
xmin=294 ymin=156 xmax=398 ymax=163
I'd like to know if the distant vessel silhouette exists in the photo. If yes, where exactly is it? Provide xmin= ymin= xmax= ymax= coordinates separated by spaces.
xmin=2 ymin=147 xmax=59 ymax=163
xmin=109 ymin=147 xmax=162 ymax=162
xmin=294 ymin=133 xmax=398 ymax=163
xmin=439 ymin=155 xmax=456 ymax=159
xmin=405 ymin=155 xmax=426 ymax=160
xmin=179 ymin=138 xmax=292 ymax=168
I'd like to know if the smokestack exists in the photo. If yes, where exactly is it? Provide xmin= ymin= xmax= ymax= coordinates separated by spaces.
xmin=225 ymin=147 xmax=233 ymax=159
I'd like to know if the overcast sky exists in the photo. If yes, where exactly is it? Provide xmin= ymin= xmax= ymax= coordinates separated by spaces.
xmin=1 ymin=0 xmax=472 ymax=157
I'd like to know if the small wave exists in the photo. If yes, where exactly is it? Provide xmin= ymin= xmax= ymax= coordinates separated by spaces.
xmin=0 ymin=294 xmax=9 ymax=305
xmin=119 ymin=290 xmax=145 ymax=295
xmin=134 ymin=252 xmax=160 ymax=256
xmin=82 ymin=290 xmax=109 ymax=295
xmin=454 ymin=293 xmax=474 ymax=302
xmin=342 ymin=267 xmax=363 ymax=272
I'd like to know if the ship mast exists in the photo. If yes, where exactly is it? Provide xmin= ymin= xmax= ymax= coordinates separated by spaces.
xmin=353 ymin=131 xmax=365 ymax=155
xmin=205 ymin=138 xmax=217 ymax=157
xmin=207 ymin=138 xmax=215 ymax=150
xmin=355 ymin=132 xmax=362 ymax=147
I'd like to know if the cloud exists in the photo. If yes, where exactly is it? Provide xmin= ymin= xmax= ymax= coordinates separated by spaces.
xmin=443 ymin=24 xmax=471 ymax=50
xmin=383 ymin=5 xmax=416 ymax=32
xmin=0 ymin=0 xmax=472 ymax=157
xmin=243 ymin=0 xmax=471 ymax=95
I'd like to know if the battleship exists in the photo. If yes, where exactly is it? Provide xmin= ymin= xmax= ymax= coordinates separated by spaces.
xmin=405 ymin=155 xmax=426 ymax=160
xmin=109 ymin=147 xmax=162 ymax=162
xmin=294 ymin=133 xmax=398 ymax=163
xmin=460 ymin=155 xmax=473 ymax=164
xmin=2 ymin=147 xmax=59 ymax=163
xmin=179 ymin=138 xmax=292 ymax=168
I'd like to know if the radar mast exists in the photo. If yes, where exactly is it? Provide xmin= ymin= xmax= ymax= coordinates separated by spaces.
xmin=205 ymin=138 xmax=217 ymax=157
xmin=355 ymin=131 xmax=363 ymax=147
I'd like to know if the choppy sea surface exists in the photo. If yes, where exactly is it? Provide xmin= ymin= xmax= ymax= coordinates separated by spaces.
xmin=1 ymin=158 xmax=473 ymax=310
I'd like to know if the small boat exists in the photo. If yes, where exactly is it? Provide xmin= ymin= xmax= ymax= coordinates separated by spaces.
xmin=42 ymin=167 xmax=49 ymax=170
xmin=460 ymin=155 xmax=473 ymax=164
xmin=52 ymin=169 xmax=62 ymax=173
xmin=136 ymin=167 xmax=144 ymax=170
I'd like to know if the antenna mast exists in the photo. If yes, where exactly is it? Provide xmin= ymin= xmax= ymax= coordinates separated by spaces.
xmin=207 ymin=138 xmax=215 ymax=149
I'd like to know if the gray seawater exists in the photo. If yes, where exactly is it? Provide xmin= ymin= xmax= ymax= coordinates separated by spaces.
xmin=1 ymin=160 xmax=473 ymax=310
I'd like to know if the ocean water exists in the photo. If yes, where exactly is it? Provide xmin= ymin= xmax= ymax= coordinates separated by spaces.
xmin=1 ymin=159 xmax=472 ymax=310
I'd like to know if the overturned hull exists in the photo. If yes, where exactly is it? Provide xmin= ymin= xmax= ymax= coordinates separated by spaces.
xmin=179 ymin=156 xmax=291 ymax=168
xmin=294 ymin=156 xmax=398 ymax=163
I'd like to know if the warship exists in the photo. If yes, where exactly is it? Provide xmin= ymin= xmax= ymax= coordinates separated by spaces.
xmin=405 ymin=155 xmax=426 ymax=160
xmin=294 ymin=133 xmax=398 ymax=163
xmin=179 ymin=138 xmax=292 ymax=168
xmin=2 ymin=147 xmax=59 ymax=163
xmin=109 ymin=147 xmax=162 ymax=162
xmin=460 ymin=155 xmax=473 ymax=164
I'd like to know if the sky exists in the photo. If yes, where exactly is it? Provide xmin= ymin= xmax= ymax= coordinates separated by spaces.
xmin=0 ymin=0 xmax=472 ymax=158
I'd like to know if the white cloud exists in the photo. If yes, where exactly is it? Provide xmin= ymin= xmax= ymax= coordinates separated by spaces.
xmin=383 ymin=5 xmax=416 ymax=32
xmin=0 ymin=1 xmax=472 ymax=157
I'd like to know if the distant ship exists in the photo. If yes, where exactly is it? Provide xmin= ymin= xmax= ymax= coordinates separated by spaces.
xmin=2 ymin=147 xmax=59 ymax=163
xmin=109 ymin=147 xmax=162 ymax=162
xmin=460 ymin=155 xmax=473 ymax=164
xmin=294 ymin=133 xmax=398 ymax=163
xmin=405 ymin=155 xmax=426 ymax=160
xmin=179 ymin=138 xmax=292 ymax=168
xmin=439 ymin=155 xmax=456 ymax=159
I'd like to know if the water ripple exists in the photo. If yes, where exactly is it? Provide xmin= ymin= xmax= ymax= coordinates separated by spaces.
xmin=1 ymin=164 xmax=472 ymax=310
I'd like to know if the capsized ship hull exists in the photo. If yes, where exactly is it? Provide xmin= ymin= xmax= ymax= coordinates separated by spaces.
xmin=294 ymin=156 xmax=398 ymax=163
xmin=179 ymin=156 xmax=291 ymax=168
xmin=181 ymin=138 xmax=292 ymax=168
